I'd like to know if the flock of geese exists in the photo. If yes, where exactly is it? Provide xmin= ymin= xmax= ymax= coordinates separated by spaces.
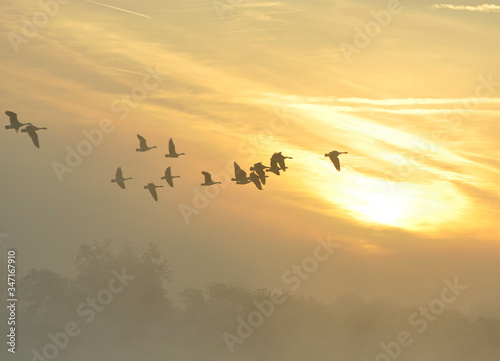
xmin=4 ymin=111 xmax=349 ymax=201
xmin=4 ymin=111 xmax=47 ymax=148
xmin=114 ymin=134 xmax=348 ymax=201
xmin=115 ymin=134 xmax=304 ymax=201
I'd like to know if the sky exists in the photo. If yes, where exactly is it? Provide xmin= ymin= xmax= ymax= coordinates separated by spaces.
xmin=0 ymin=0 xmax=500 ymax=322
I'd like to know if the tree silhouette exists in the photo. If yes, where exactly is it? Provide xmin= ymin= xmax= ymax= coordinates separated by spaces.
xmin=10 ymin=239 xmax=500 ymax=361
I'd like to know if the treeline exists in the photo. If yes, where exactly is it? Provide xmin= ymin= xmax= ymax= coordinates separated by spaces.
xmin=1 ymin=240 xmax=499 ymax=361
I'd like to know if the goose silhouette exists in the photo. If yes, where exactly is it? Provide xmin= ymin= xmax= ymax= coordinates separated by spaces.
xmin=111 ymin=167 xmax=132 ymax=189
xmin=231 ymin=162 xmax=251 ymax=184
xmin=265 ymin=162 xmax=282 ymax=175
xmin=161 ymin=166 xmax=180 ymax=187
xmin=136 ymin=134 xmax=157 ymax=152
xmin=250 ymin=162 xmax=268 ymax=185
xmin=144 ymin=182 xmax=163 ymax=201
xmin=21 ymin=125 xmax=47 ymax=148
xmin=271 ymin=152 xmax=292 ymax=171
xmin=164 ymin=138 xmax=185 ymax=158
xmin=325 ymin=150 xmax=348 ymax=171
xmin=249 ymin=172 xmax=263 ymax=190
xmin=201 ymin=171 xmax=221 ymax=186
xmin=5 ymin=111 xmax=31 ymax=132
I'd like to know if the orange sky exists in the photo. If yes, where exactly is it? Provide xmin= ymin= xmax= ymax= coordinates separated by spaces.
xmin=1 ymin=0 xmax=499 ymax=318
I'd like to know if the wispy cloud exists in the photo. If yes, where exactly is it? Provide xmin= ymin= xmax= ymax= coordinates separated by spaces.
xmin=240 ymin=94 xmax=500 ymax=116
xmin=331 ymin=97 xmax=500 ymax=106
xmin=83 ymin=0 xmax=152 ymax=18
xmin=246 ymin=93 xmax=500 ymax=106
xmin=429 ymin=3 xmax=500 ymax=12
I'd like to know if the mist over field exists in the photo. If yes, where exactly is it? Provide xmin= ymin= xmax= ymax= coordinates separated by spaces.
xmin=1 ymin=240 xmax=499 ymax=361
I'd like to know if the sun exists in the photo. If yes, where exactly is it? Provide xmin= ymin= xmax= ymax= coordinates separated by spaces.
xmin=312 ymin=171 xmax=469 ymax=232
xmin=349 ymin=192 xmax=407 ymax=226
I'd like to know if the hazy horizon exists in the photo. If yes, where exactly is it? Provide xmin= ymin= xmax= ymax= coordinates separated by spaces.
xmin=1 ymin=0 xmax=500 ymax=359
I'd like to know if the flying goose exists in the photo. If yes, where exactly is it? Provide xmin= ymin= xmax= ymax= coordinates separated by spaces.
xmin=325 ymin=150 xmax=348 ymax=171
xmin=136 ymin=134 xmax=157 ymax=152
xmin=144 ymin=183 xmax=163 ymax=201
xmin=201 ymin=171 xmax=221 ymax=186
xmin=111 ymin=167 xmax=132 ymax=189
xmin=164 ymin=138 xmax=185 ymax=158
xmin=21 ymin=125 xmax=47 ymax=148
xmin=265 ymin=163 xmax=282 ymax=176
xmin=4 ymin=111 xmax=31 ymax=132
xmin=271 ymin=152 xmax=293 ymax=171
xmin=249 ymin=172 xmax=263 ymax=190
xmin=231 ymin=162 xmax=251 ymax=185
xmin=161 ymin=166 xmax=180 ymax=187
xmin=250 ymin=162 xmax=268 ymax=185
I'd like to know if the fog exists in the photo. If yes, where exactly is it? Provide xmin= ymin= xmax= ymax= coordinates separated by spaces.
xmin=0 ymin=240 xmax=498 ymax=361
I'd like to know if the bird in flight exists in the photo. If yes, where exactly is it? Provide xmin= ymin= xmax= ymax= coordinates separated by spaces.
xmin=21 ymin=125 xmax=47 ymax=148
xmin=4 ymin=111 xmax=31 ymax=132
xmin=111 ymin=167 xmax=132 ymax=189
xmin=250 ymin=162 xmax=268 ymax=185
xmin=164 ymin=138 xmax=185 ymax=158
xmin=325 ymin=150 xmax=348 ymax=171
xmin=136 ymin=134 xmax=157 ymax=152
xmin=266 ymin=162 xmax=282 ymax=176
xmin=271 ymin=152 xmax=293 ymax=172
xmin=161 ymin=166 xmax=180 ymax=187
xmin=249 ymin=172 xmax=263 ymax=190
xmin=144 ymin=183 xmax=163 ymax=201
xmin=231 ymin=162 xmax=251 ymax=185
xmin=201 ymin=171 xmax=221 ymax=186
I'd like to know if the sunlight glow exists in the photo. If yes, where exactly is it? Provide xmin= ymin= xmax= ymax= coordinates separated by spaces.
xmin=273 ymin=102 xmax=475 ymax=232
xmin=350 ymin=192 xmax=406 ymax=226
xmin=319 ymin=174 xmax=470 ymax=231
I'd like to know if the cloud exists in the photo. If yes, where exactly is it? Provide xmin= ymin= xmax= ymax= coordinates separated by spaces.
xmin=429 ymin=3 xmax=500 ymax=12
xmin=240 ymin=93 xmax=500 ymax=117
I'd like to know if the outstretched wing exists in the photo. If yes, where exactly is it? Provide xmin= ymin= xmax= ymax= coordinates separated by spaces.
xmin=234 ymin=162 xmax=247 ymax=181
xmin=137 ymin=134 xmax=147 ymax=148
xmin=149 ymin=186 xmax=158 ymax=201
xmin=114 ymin=168 xmax=125 ymax=189
xmin=277 ymin=157 xmax=286 ymax=171
xmin=270 ymin=153 xmax=278 ymax=169
xmin=116 ymin=179 xmax=126 ymax=189
xmin=257 ymin=170 xmax=266 ymax=184
xmin=164 ymin=166 xmax=172 ymax=178
xmin=164 ymin=167 xmax=174 ymax=187
xmin=202 ymin=171 xmax=212 ymax=183
xmin=28 ymin=130 xmax=40 ymax=148
xmin=168 ymin=138 xmax=176 ymax=154
xmin=5 ymin=111 xmax=18 ymax=125
xmin=249 ymin=173 xmax=262 ymax=190
xmin=330 ymin=156 xmax=341 ymax=171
